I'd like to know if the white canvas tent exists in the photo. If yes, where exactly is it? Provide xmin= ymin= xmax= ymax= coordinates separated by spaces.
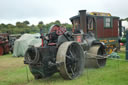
xmin=13 ymin=33 xmax=41 ymax=57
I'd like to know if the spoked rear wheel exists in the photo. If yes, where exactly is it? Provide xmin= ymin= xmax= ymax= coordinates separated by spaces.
xmin=56 ymin=41 xmax=85 ymax=80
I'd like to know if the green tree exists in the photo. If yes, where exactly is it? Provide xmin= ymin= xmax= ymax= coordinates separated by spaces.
xmin=0 ymin=20 xmax=73 ymax=34
xmin=0 ymin=23 xmax=7 ymax=29
xmin=16 ymin=22 xmax=23 ymax=28
xmin=38 ymin=21 xmax=44 ymax=25
xmin=62 ymin=23 xmax=72 ymax=31
xmin=121 ymin=17 xmax=128 ymax=21
xmin=38 ymin=21 xmax=44 ymax=29
xmin=7 ymin=24 xmax=14 ymax=29
xmin=54 ymin=20 xmax=61 ymax=25
xmin=23 ymin=20 xmax=30 ymax=25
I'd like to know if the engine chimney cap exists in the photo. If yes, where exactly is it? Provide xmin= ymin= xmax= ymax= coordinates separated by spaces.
xmin=79 ymin=10 xmax=87 ymax=13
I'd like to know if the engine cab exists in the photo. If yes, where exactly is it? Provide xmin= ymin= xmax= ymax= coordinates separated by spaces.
xmin=70 ymin=10 xmax=120 ymax=54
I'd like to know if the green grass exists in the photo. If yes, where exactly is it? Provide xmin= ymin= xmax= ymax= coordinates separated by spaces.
xmin=0 ymin=50 xmax=128 ymax=85
xmin=118 ymin=46 xmax=126 ymax=59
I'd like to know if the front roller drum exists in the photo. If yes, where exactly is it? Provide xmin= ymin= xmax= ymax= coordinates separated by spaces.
xmin=85 ymin=45 xmax=107 ymax=68
xmin=56 ymin=41 xmax=85 ymax=80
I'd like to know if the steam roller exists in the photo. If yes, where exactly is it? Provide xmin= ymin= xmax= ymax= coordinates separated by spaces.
xmin=24 ymin=10 xmax=107 ymax=80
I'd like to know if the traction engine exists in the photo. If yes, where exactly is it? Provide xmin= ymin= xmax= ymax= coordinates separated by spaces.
xmin=24 ymin=10 xmax=107 ymax=80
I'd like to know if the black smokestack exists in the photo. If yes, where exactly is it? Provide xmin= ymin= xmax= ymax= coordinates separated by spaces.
xmin=119 ymin=20 xmax=122 ymax=37
xmin=79 ymin=10 xmax=87 ymax=33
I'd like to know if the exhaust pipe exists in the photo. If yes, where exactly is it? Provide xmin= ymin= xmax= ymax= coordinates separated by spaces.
xmin=119 ymin=20 xmax=122 ymax=37
xmin=79 ymin=10 xmax=87 ymax=33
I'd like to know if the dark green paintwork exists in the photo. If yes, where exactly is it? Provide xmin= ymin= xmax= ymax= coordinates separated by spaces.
xmin=103 ymin=17 xmax=113 ymax=28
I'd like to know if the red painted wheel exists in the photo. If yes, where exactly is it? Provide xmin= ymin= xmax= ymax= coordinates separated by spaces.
xmin=4 ymin=44 xmax=10 ymax=54
xmin=0 ymin=46 xmax=3 ymax=56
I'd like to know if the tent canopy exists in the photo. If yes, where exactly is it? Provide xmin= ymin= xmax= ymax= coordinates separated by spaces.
xmin=13 ymin=33 xmax=41 ymax=57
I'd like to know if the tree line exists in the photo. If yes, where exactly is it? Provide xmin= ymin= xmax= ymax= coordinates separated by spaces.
xmin=0 ymin=20 xmax=72 ymax=34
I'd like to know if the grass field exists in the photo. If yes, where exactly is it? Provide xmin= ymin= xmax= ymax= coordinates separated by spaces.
xmin=0 ymin=48 xmax=128 ymax=85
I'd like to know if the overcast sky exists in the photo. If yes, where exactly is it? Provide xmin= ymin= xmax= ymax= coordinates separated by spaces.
xmin=0 ymin=0 xmax=128 ymax=25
